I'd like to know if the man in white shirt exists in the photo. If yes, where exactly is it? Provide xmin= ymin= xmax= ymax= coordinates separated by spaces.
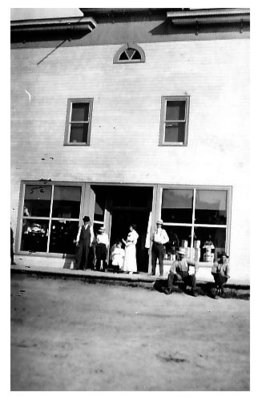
xmin=95 ymin=226 xmax=109 ymax=271
xmin=75 ymin=216 xmax=94 ymax=270
xmin=151 ymin=219 xmax=169 ymax=276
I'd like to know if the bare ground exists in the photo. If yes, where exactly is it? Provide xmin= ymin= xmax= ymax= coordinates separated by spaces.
xmin=11 ymin=273 xmax=250 ymax=391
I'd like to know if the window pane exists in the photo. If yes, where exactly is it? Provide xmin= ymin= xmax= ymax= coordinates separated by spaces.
xmin=52 ymin=186 xmax=81 ymax=218
xmin=49 ymin=220 xmax=78 ymax=254
xmin=94 ymin=199 xmax=105 ymax=222
xmin=166 ymin=101 xmax=185 ymax=121
xmin=162 ymin=189 xmax=193 ymax=223
xmin=119 ymin=51 xmax=129 ymax=60
xmin=193 ymin=227 xmax=226 ymax=261
xmin=70 ymin=123 xmax=88 ymax=143
xmin=21 ymin=219 xmax=49 ymax=252
xmin=164 ymin=123 xmax=185 ymax=143
xmin=24 ymin=185 xmax=51 ymax=217
xmin=195 ymin=190 xmax=227 ymax=225
xmin=164 ymin=226 xmax=192 ymax=260
xmin=126 ymin=48 xmax=135 ymax=59
xmin=132 ymin=50 xmax=141 ymax=60
xmin=71 ymin=103 xmax=89 ymax=122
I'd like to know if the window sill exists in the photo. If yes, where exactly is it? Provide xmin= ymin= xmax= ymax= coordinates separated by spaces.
xmin=64 ymin=143 xmax=90 ymax=146
xmin=159 ymin=142 xmax=186 ymax=147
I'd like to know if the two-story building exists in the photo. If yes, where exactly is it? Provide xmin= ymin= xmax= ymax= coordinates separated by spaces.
xmin=11 ymin=8 xmax=250 ymax=282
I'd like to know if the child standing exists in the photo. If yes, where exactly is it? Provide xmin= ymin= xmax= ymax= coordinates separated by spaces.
xmin=95 ymin=226 xmax=109 ymax=271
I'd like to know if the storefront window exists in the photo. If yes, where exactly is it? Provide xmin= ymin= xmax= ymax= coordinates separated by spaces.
xmin=52 ymin=186 xmax=81 ymax=218
xmin=23 ymin=185 xmax=51 ymax=217
xmin=164 ymin=226 xmax=191 ymax=260
xmin=161 ymin=186 xmax=230 ymax=262
xmin=195 ymin=190 xmax=227 ymax=225
xmin=49 ymin=220 xmax=79 ymax=254
xmin=21 ymin=219 xmax=49 ymax=252
xmin=194 ymin=226 xmax=226 ymax=260
xmin=161 ymin=189 xmax=193 ymax=223
xmin=20 ymin=183 xmax=82 ymax=254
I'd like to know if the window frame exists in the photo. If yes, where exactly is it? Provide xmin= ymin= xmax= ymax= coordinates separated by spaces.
xmin=64 ymin=98 xmax=93 ymax=146
xmin=158 ymin=184 xmax=232 ymax=260
xmin=159 ymin=95 xmax=190 ymax=146
xmin=17 ymin=181 xmax=85 ymax=256
xmin=113 ymin=43 xmax=145 ymax=64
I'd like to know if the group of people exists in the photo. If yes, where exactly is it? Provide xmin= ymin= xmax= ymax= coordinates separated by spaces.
xmin=74 ymin=216 xmax=230 ymax=297
xmin=149 ymin=218 xmax=230 ymax=297
xmin=74 ymin=216 xmax=139 ymax=274
xmin=163 ymin=247 xmax=230 ymax=297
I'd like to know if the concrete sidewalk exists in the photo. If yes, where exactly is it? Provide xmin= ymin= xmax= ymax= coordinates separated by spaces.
xmin=11 ymin=263 xmax=250 ymax=298
xmin=11 ymin=264 xmax=158 ymax=288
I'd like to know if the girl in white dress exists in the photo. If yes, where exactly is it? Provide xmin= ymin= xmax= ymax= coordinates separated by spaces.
xmin=122 ymin=224 xmax=139 ymax=274
xmin=110 ymin=240 xmax=125 ymax=272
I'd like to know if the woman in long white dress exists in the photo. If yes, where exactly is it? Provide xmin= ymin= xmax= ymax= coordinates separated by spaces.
xmin=122 ymin=224 xmax=139 ymax=274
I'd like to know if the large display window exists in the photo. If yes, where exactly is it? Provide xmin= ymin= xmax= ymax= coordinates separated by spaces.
xmin=161 ymin=186 xmax=230 ymax=262
xmin=20 ymin=183 xmax=82 ymax=254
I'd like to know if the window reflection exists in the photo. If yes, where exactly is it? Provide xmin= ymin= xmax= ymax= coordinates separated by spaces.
xmin=24 ymin=185 xmax=51 ymax=217
xmin=21 ymin=219 xmax=49 ymax=252
xmin=195 ymin=190 xmax=227 ymax=225
xmin=49 ymin=221 xmax=78 ymax=254
xmin=52 ymin=186 xmax=81 ymax=218
xmin=21 ymin=184 xmax=82 ymax=254
xmin=71 ymin=103 xmax=89 ymax=121
xmin=162 ymin=189 xmax=193 ymax=223
xmin=194 ymin=227 xmax=226 ymax=261
xmin=165 ymin=123 xmax=185 ymax=143
xmin=164 ymin=226 xmax=192 ymax=260
xmin=166 ymin=101 xmax=186 ymax=121
xmin=70 ymin=124 xmax=88 ymax=143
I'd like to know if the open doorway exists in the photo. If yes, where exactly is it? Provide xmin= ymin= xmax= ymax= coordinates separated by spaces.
xmin=91 ymin=185 xmax=153 ymax=272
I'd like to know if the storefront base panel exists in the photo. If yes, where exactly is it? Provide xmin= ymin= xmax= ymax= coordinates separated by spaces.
xmin=13 ymin=255 xmax=249 ymax=285
xmin=14 ymin=255 xmax=76 ymax=270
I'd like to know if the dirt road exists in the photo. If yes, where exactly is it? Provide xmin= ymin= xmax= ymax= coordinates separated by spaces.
xmin=11 ymin=273 xmax=249 ymax=391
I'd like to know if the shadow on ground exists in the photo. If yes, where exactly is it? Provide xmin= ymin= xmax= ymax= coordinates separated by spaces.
xmin=153 ymin=279 xmax=250 ymax=300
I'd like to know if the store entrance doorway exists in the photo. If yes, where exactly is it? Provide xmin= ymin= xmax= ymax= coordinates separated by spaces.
xmin=91 ymin=185 xmax=153 ymax=272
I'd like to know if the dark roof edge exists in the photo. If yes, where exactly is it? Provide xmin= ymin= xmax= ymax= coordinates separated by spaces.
xmin=11 ymin=16 xmax=97 ymax=33
xmin=80 ymin=8 xmax=183 ymax=15
xmin=167 ymin=8 xmax=250 ymax=25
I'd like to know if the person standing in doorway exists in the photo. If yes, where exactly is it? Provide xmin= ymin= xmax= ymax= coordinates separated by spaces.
xmin=122 ymin=224 xmax=139 ymax=274
xmin=151 ymin=219 xmax=169 ymax=276
xmin=75 ymin=216 xmax=94 ymax=270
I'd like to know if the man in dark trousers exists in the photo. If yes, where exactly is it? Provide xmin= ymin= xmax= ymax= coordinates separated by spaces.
xmin=211 ymin=252 xmax=230 ymax=297
xmin=165 ymin=247 xmax=198 ymax=296
xmin=75 ymin=216 xmax=94 ymax=270
xmin=151 ymin=219 xmax=169 ymax=276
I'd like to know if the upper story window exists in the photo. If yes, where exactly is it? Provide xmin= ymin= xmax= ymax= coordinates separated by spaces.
xmin=114 ymin=43 xmax=145 ymax=64
xmin=159 ymin=96 xmax=190 ymax=146
xmin=64 ymin=98 xmax=93 ymax=146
